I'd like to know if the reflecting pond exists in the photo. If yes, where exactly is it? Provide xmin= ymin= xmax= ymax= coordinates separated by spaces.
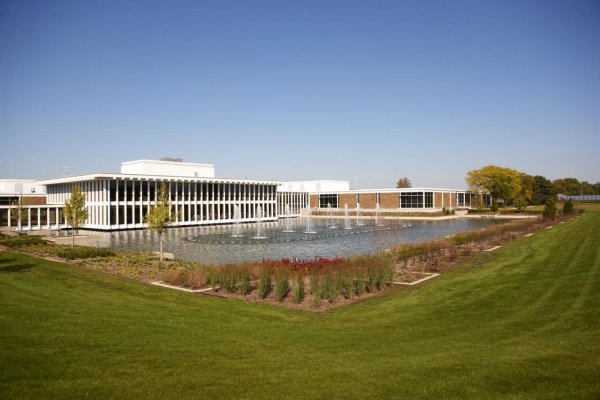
xmin=87 ymin=217 xmax=504 ymax=264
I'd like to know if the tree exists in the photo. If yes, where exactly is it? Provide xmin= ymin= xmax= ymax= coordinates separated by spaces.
xmin=465 ymin=165 xmax=522 ymax=206
xmin=552 ymin=178 xmax=582 ymax=196
xmin=63 ymin=185 xmax=88 ymax=247
xmin=532 ymin=175 xmax=554 ymax=205
xmin=396 ymin=177 xmax=412 ymax=188
xmin=562 ymin=199 xmax=574 ymax=215
xmin=11 ymin=195 xmax=28 ymax=234
xmin=543 ymin=197 xmax=557 ymax=220
xmin=518 ymin=173 xmax=534 ymax=205
xmin=145 ymin=183 xmax=174 ymax=261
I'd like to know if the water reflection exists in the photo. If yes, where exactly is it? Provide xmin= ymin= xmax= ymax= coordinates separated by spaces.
xmin=85 ymin=218 xmax=502 ymax=264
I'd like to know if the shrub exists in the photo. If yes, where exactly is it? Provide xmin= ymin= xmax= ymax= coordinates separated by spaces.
xmin=342 ymin=275 xmax=354 ymax=299
xmin=0 ymin=235 xmax=46 ymax=248
xmin=292 ymin=272 xmax=305 ymax=304
xmin=56 ymin=247 xmax=115 ymax=260
xmin=209 ymin=271 xmax=219 ymax=290
xmin=239 ymin=269 xmax=252 ymax=295
xmin=257 ymin=266 xmax=272 ymax=299
xmin=311 ymin=273 xmax=322 ymax=307
xmin=365 ymin=267 xmax=377 ymax=293
xmin=218 ymin=264 xmax=239 ymax=293
xmin=184 ymin=269 xmax=208 ymax=289
xmin=323 ymin=270 xmax=342 ymax=303
xmin=563 ymin=199 xmax=574 ymax=215
xmin=274 ymin=268 xmax=290 ymax=302
xmin=490 ymin=203 xmax=499 ymax=212
xmin=543 ymin=198 xmax=557 ymax=220
xmin=162 ymin=268 xmax=187 ymax=286
xmin=355 ymin=272 xmax=366 ymax=296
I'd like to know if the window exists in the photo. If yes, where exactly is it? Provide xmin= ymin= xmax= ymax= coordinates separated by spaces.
xmin=319 ymin=194 xmax=338 ymax=208
xmin=425 ymin=192 xmax=433 ymax=208
xmin=400 ymin=192 xmax=423 ymax=208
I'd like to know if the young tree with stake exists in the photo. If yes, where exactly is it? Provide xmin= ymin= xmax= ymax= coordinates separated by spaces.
xmin=145 ymin=183 xmax=174 ymax=261
xmin=63 ymin=185 xmax=88 ymax=247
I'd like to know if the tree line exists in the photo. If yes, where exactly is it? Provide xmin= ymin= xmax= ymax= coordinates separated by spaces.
xmin=465 ymin=165 xmax=600 ymax=207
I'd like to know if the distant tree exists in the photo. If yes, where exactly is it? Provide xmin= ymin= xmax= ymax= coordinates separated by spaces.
xmin=543 ymin=198 xmax=557 ymax=220
xmin=63 ymin=185 xmax=88 ymax=247
xmin=11 ymin=195 xmax=28 ymax=233
xmin=552 ymin=178 xmax=582 ymax=196
xmin=518 ymin=174 xmax=534 ymax=205
xmin=562 ymin=199 xmax=574 ymax=215
xmin=580 ymin=181 xmax=597 ymax=195
xmin=465 ymin=165 xmax=522 ymax=206
xmin=145 ymin=183 xmax=174 ymax=261
xmin=532 ymin=175 xmax=554 ymax=205
xmin=396 ymin=177 xmax=412 ymax=188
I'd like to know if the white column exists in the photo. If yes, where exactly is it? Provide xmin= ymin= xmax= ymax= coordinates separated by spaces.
xmin=124 ymin=180 xmax=128 ymax=227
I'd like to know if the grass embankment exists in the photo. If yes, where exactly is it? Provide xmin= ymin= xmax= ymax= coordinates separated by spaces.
xmin=1 ymin=214 xmax=599 ymax=398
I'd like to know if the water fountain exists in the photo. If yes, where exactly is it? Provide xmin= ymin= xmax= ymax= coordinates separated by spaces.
xmin=327 ymin=203 xmax=337 ymax=229
xmin=375 ymin=203 xmax=384 ymax=226
xmin=356 ymin=203 xmax=364 ymax=226
xmin=282 ymin=204 xmax=295 ymax=233
xmin=231 ymin=205 xmax=243 ymax=237
xmin=344 ymin=203 xmax=351 ymax=230
xmin=305 ymin=206 xmax=317 ymax=234
xmin=252 ymin=205 xmax=267 ymax=239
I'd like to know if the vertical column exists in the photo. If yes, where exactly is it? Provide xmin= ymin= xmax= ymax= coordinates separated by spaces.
xmin=116 ymin=179 xmax=120 ymax=227
xmin=37 ymin=207 xmax=41 ymax=229
xmin=139 ymin=180 xmax=143 ymax=226
xmin=124 ymin=179 xmax=128 ymax=228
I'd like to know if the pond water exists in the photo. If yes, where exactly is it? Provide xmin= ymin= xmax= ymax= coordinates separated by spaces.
xmin=87 ymin=217 xmax=503 ymax=264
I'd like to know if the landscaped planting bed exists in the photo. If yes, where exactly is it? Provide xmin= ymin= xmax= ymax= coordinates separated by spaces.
xmin=1 ymin=212 xmax=578 ymax=311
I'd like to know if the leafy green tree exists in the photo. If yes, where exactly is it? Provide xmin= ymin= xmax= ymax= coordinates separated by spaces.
xmin=145 ymin=183 xmax=174 ymax=261
xmin=562 ymin=199 xmax=574 ymax=215
xmin=552 ymin=178 xmax=582 ymax=196
xmin=396 ymin=177 xmax=412 ymax=188
xmin=532 ymin=175 xmax=554 ymax=205
xmin=63 ymin=185 xmax=88 ymax=247
xmin=543 ymin=198 xmax=557 ymax=220
xmin=465 ymin=165 xmax=522 ymax=206
xmin=518 ymin=173 xmax=534 ymax=205
xmin=11 ymin=195 xmax=28 ymax=233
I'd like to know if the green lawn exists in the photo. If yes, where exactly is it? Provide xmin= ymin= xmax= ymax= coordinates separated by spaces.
xmin=1 ymin=214 xmax=599 ymax=399
xmin=527 ymin=201 xmax=600 ymax=213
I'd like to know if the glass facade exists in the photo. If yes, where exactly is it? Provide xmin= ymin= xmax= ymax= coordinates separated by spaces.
xmin=399 ymin=192 xmax=423 ymax=208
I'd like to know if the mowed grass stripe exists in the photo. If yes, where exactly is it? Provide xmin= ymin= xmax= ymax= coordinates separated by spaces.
xmin=1 ymin=213 xmax=599 ymax=399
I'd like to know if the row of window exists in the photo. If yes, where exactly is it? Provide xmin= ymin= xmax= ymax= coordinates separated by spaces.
xmin=317 ymin=192 xmax=459 ymax=209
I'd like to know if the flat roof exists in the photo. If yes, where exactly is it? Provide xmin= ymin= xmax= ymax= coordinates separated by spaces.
xmin=38 ymin=173 xmax=280 ymax=185
xmin=311 ymin=187 xmax=470 ymax=194
xmin=121 ymin=159 xmax=215 ymax=167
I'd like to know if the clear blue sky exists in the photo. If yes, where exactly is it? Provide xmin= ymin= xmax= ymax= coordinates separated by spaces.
xmin=1 ymin=0 xmax=599 ymax=188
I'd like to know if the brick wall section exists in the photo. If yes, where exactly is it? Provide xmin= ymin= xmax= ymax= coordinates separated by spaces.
xmin=442 ymin=193 xmax=450 ymax=208
xmin=434 ymin=192 xmax=442 ymax=208
xmin=358 ymin=193 xmax=377 ymax=209
xmin=379 ymin=193 xmax=398 ymax=209
xmin=450 ymin=193 xmax=457 ymax=207
xmin=22 ymin=196 xmax=47 ymax=205
xmin=338 ymin=194 xmax=356 ymax=209
xmin=309 ymin=194 xmax=318 ymax=208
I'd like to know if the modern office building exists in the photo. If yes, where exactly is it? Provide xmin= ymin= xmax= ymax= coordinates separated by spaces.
xmin=0 ymin=159 xmax=481 ymax=231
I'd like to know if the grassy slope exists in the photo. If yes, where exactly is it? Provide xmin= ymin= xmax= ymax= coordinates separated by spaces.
xmin=1 ymin=215 xmax=599 ymax=399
